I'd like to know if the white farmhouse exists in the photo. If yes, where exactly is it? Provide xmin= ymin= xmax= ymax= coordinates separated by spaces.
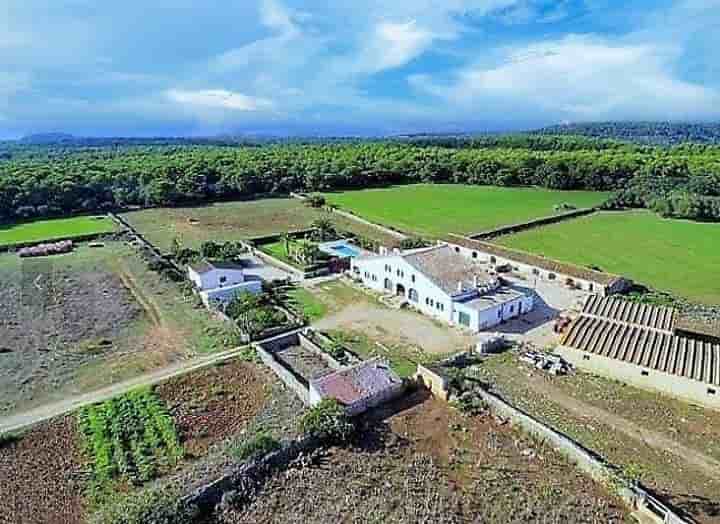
xmin=351 ymin=245 xmax=533 ymax=332
xmin=187 ymin=260 xmax=262 ymax=307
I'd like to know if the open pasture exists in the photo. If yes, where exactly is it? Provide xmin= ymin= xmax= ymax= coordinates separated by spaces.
xmin=0 ymin=241 xmax=231 ymax=415
xmin=0 ymin=215 xmax=116 ymax=247
xmin=122 ymin=198 xmax=399 ymax=252
xmin=323 ymin=184 xmax=611 ymax=238
xmin=497 ymin=210 xmax=720 ymax=304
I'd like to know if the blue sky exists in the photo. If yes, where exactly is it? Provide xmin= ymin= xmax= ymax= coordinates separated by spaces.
xmin=2 ymin=0 xmax=719 ymax=138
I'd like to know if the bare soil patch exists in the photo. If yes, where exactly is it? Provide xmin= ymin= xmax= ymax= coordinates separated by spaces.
xmin=0 ymin=416 xmax=85 ymax=524
xmin=156 ymin=360 xmax=270 ymax=458
xmin=217 ymin=394 xmax=628 ymax=524
xmin=0 ymin=260 xmax=144 ymax=414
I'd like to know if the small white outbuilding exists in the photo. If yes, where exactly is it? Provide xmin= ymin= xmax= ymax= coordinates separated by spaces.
xmin=188 ymin=260 xmax=262 ymax=307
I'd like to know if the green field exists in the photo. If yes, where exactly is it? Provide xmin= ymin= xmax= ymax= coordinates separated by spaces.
xmin=122 ymin=198 xmax=399 ymax=251
xmin=323 ymin=184 xmax=611 ymax=238
xmin=0 ymin=215 xmax=116 ymax=246
xmin=498 ymin=211 xmax=720 ymax=304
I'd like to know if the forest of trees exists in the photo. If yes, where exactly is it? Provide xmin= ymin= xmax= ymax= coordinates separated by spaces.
xmin=534 ymin=122 xmax=720 ymax=146
xmin=1 ymin=135 xmax=720 ymax=222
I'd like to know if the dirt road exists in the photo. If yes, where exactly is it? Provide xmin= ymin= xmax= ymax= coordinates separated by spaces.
xmin=0 ymin=347 xmax=245 ymax=435
xmin=525 ymin=376 xmax=720 ymax=479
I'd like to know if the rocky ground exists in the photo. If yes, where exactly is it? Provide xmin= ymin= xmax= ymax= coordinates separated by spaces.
xmin=213 ymin=394 xmax=629 ymax=524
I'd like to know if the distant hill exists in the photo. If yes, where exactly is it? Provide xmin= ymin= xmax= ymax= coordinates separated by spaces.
xmin=532 ymin=122 xmax=720 ymax=145
xmin=19 ymin=133 xmax=76 ymax=144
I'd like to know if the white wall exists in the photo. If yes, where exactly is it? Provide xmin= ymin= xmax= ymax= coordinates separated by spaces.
xmin=447 ymin=243 xmax=608 ymax=294
xmin=352 ymin=255 xmax=453 ymax=323
xmin=556 ymin=346 xmax=720 ymax=411
xmin=188 ymin=267 xmax=246 ymax=291
xmin=454 ymin=293 xmax=533 ymax=332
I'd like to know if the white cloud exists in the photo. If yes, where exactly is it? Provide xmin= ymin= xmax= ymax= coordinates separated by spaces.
xmin=353 ymin=20 xmax=440 ymax=73
xmin=166 ymin=89 xmax=274 ymax=111
xmin=412 ymin=35 xmax=720 ymax=121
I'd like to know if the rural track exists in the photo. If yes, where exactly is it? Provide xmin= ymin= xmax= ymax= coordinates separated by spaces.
xmin=0 ymin=347 xmax=247 ymax=435
xmin=524 ymin=376 xmax=720 ymax=479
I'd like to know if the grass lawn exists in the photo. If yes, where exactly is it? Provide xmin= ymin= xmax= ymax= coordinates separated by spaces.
xmin=326 ymin=329 xmax=419 ymax=378
xmin=0 ymin=215 xmax=115 ymax=246
xmin=286 ymin=287 xmax=328 ymax=322
xmin=497 ymin=210 xmax=720 ymax=305
xmin=323 ymin=184 xmax=611 ymax=238
xmin=122 ymin=198 xmax=399 ymax=252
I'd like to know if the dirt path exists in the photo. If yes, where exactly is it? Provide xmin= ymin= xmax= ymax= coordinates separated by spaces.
xmin=524 ymin=376 xmax=720 ymax=479
xmin=115 ymin=263 xmax=163 ymax=326
xmin=0 ymin=348 xmax=245 ymax=435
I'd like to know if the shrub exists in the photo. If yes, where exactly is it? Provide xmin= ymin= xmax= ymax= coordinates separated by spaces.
xmin=399 ymin=237 xmax=430 ymax=250
xmin=0 ymin=432 xmax=21 ymax=448
xmin=89 ymin=486 xmax=198 ymax=524
xmin=231 ymin=431 xmax=281 ymax=461
xmin=299 ymin=399 xmax=355 ymax=443
xmin=305 ymin=194 xmax=326 ymax=208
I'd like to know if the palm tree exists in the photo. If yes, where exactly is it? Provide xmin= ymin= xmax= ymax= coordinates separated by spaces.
xmin=311 ymin=215 xmax=336 ymax=242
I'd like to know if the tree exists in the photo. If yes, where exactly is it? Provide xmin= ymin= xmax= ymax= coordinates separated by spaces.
xmin=311 ymin=215 xmax=337 ymax=242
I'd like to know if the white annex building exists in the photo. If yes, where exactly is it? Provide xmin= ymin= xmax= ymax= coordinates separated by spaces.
xmin=351 ymin=244 xmax=533 ymax=332
xmin=188 ymin=260 xmax=262 ymax=307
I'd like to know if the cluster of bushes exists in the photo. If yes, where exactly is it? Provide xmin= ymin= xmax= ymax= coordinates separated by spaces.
xmin=3 ymin=138 xmax=720 ymax=222
xmin=231 ymin=430 xmax=281 ymax=461
xmin=299 ymin=399 xmax=355 ymax=443
xmin=88 ymin=486 xmax=198 ymax=524
xmin=170 ymin=239 xmax=247 ymax=265
xmin=225 ymin=291 xmax=288 ymax=338
xmin=399 ymin=237 xmax=431 ymax=250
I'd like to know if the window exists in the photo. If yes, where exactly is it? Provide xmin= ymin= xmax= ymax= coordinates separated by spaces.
xmin=425 ymin=298 xmax=430 ymax=305
xmin=509 ymin=305 xmax=515 ymax=313
xmin=583 ymin=355 xmax=591 ymax=361
xmin=385 ymin=264 xmax=391 ymax=273
xmin=641 ymin=370 xmax=649 ymax=377
xmin=372 ymin=274 xmax=377 ymax=282
xmin=458 ymin=311 xmax=471 ymax=327
xmin=548 ymin=273 xmax=556 ymax=280
xmin=709 ymin=388 xmax=717 ymax=396
xmin=490 ymin=256 xmax=497 ymax=264
xmin=429 ymin=299 xmax=435 ymax=307
xmin=409 ymin=289 xmax=419 ymax=302
xmin=589 ymin=284 xmax=595 ymax=292
xmin=532 ymin=268 xmax=540 ymax=276
xmin=219 ymin=276 xmax=227 ymax=286
xmin=472 ymin=251 xmax=478 ymax=259
xmin=411 ymin=275 xmax=416 ymax=283
xmin=455 ymin=246 xmax=460 ymax=253
xmin=364 ymin=271 xmax=369 ymax=279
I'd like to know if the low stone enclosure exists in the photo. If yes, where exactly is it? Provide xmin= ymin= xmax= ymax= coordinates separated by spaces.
xmin=468 ymin=207 xmax=598 ymax=240
xmin=254 ymin=329 xmax=403 ymax=415
xmin=418 ymin=353 xmax=690 ymax=524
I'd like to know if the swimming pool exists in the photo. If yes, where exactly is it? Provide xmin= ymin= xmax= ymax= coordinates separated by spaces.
xmin=319 ymin=241 xmax=362 ymax=258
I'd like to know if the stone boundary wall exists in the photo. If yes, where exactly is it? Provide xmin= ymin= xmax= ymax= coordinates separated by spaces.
xmin=468 ymin=207 xmax=597 ymax=240
xmin=109 ymin=212 xmax=185 ymax=277
xmin=450 ymin=383 xmax=691 ymax=524
xmin=182 ymin=434 xmax=321 ymax=514
xmin=303 ymin=330 xmax=363 ymax=366
xmin=290 ymin=191 xmax=409 ymax=241
xmin=298 ymin=331 xmax=345 ymax=371
xmin=255 ymin=331 xmax=311 ymax=405
xmin=0 ymin=231 xmax=116 ymax=253
xmin=415 ymin=365 xmax=449 ymax=401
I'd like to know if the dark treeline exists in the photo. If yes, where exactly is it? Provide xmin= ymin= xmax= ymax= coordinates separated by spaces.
xmin=1 ymin=138 xmax=720 ymax=222
xmin=534 ymin=122 xmax=720 ymax=146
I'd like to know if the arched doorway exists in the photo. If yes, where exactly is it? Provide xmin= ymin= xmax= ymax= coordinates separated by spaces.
xmin=396 ymin=283 xmax=406 ymax=297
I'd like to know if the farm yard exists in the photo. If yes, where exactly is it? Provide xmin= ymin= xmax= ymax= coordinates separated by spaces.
xmin=471 ymin=352 xmax=720 ymax=524
xmin=323 ymin=184 xmax=611 ymax=238
xmin=0 ymin=241 xmax=232 ymax=416
xmin=214 ymin=394 xmax=629 ymax=524
xmin=0 ymin=215 xmax=116 ymax=247
xmin=0 ymin=358 xmax=300 ymax=524
xmin=121 ymin=197 xmax=399 ymax=252
xmin=497 ymin=210 xmax=720 ymax=304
